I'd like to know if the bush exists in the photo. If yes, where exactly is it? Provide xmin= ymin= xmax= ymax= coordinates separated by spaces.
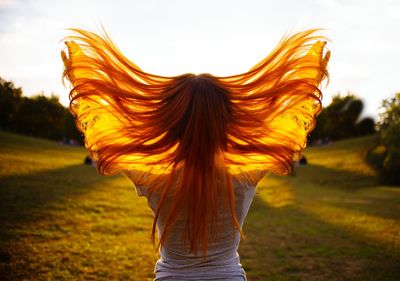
xmin=366 ymin=93 xmax=400 ymax=185
xmin=366 ymin=145 xmax=387 ymax=168
xmin=383 ymin=146 xmax=400 ymax=173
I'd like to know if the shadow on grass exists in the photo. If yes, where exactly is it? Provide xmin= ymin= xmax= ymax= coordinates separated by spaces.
xmin=292 ymin=163 xmax=378 ymax=191
xmin=0 ymin=163 xmax=120 ymax=241
xmin=0 ymin=162 xmax=157 ymax=281
xmin=292 ymin=164 xmax=400 ymax=222
xmin=0 ymin=163 xmax=123 ymax=279
xmin=240 ymin=192 xmax=400 ymax=281
xmin=240 ymin=146 xmax=399 ymax=280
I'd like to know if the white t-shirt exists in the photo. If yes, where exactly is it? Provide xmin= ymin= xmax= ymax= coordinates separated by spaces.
xmin=135 ymin=177 xmax=257 ymax=281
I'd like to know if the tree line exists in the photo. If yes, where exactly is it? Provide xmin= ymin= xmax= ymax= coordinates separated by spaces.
xmin=0 ymin=77 xmax=82 ymax=144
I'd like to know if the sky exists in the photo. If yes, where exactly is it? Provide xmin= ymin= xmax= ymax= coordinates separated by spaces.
xmin=1 ymin=0 xmax=399 ymax=122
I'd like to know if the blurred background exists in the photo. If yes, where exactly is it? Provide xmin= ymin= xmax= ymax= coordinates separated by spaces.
xmin=0 ymin=0 xmax=399 ymax=280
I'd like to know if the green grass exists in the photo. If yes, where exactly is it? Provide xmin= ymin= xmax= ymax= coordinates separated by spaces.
xmin=0 ymin=131 xmax=399 ymax=280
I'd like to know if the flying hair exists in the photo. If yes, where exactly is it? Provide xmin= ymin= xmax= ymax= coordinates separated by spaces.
xmin=61 ymin=26 xmax=330 ymax=257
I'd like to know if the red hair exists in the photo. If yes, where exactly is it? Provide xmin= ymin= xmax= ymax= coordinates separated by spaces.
xmin=61 ymin=27 xmax=330 ymax=257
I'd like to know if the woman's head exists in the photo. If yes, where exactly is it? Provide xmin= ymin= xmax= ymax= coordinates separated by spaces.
xmin=167 ymin=73 xmax=232 ymax=160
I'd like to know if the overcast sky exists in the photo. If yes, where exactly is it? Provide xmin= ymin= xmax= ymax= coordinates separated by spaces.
xmin=1 ymin=0 xmax=399 ymax=121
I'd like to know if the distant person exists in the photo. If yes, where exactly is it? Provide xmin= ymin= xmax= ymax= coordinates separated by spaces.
xmin=84 ymin=155 xmax=92 ymax=165
xmin=291 ymin=155 xmax=308 ymax=177
xmin=61 ymin=27 xmax=330 ymax=281
xmin=299 ymin=155 xmax=308 ymax=165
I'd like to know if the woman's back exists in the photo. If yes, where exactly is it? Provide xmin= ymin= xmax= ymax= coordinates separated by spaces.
xmin=137 ymin=177 xmax=257 ymax=281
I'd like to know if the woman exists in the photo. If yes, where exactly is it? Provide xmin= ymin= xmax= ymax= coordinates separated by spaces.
xmin=61 ymin=27 xmax=330 ymax=280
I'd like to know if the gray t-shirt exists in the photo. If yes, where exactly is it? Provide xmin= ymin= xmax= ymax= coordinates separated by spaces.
xmin=135 ymin=177 xmax=257 ymax=281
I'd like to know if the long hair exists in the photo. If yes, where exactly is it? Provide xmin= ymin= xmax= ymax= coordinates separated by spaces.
xmin=61 ymin=26 xmax=330 ymax=257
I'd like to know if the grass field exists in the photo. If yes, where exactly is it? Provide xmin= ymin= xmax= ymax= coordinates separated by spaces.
xmin=0 ymin=131 xmax=399 ymax=280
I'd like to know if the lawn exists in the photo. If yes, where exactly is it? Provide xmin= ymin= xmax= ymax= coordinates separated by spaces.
xmin=0 ymin=131 xmax=399 ymax=280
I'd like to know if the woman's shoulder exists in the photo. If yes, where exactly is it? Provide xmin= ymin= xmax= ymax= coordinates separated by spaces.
xmin=232 ymin=169 xmax=268 ymax=188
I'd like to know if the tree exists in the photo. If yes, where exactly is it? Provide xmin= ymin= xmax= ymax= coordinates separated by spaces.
xmin=356 ymin=117 xmax=376 ymax=136
xmin=0 ymin=77 xmax=22 ymax=131
xmin=61 ymin=108 xmax=84 ymax=144
xmin=366 ymin=92 xmax=400 ymax=185
xmin=309 ymin=92 xmax=376 ymax=142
